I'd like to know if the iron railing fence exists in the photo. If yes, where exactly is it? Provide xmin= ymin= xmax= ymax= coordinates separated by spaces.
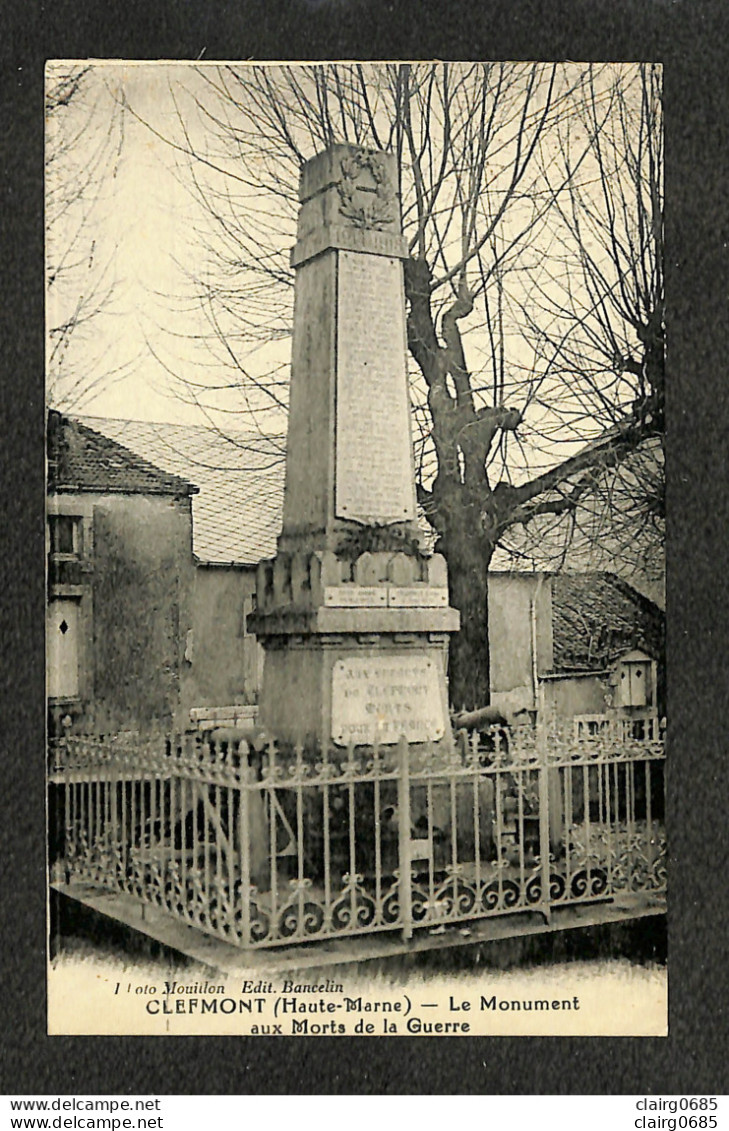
xmin=48 ymin=720 xmax=665 ymax=949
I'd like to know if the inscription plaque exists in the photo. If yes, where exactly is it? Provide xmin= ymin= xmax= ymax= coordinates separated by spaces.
xmin=331 ymin=654 xmax=445 ymax=745
xmin=335 ymin=251 xmax=416 ymax=524
xmin=324 ymin=586 xmax=449 ymax=608
xmin=324 ymin=586 xmax=387 ymax=607
xmin=387 ymin=587 xmax=449 ymax=608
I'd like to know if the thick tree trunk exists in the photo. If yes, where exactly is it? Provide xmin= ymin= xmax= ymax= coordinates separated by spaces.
xmin=439 ymin=519 xmax=495 ymax=712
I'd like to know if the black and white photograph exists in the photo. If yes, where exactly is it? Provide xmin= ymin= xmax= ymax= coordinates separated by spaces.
xmin=45 ymin=60 xmax=667 ymax=1037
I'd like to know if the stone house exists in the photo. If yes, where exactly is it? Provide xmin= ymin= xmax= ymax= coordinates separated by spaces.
xmin=74 ymin=415 xmax=284 ymax=728
xmin=46 ymin=412 xmax=263 ymax=736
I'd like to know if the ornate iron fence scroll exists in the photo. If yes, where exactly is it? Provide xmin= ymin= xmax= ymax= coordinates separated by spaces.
xmin=397 ymin=722 xmax=666 ymax=937
xmin=49 ymin=720 xmax=665 ymax=950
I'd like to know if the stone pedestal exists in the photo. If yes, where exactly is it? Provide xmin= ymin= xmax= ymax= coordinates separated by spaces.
xmin=249 ymin=144 xmax=460 ymax=748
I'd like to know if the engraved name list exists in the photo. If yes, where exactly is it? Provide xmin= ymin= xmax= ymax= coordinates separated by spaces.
xmin=335 ymin=251 xmax=416 ymax=525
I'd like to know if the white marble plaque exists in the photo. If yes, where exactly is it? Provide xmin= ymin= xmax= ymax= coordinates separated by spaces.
xmin=324 ymin=586 xmax=388 ymax=607
xmin=335 ymin=251 xmax=416 ymax=524
xmin=331 ymin=654 xmax=445 ymax=745
xmin=387 ymin=587 xmax=449 ymax=607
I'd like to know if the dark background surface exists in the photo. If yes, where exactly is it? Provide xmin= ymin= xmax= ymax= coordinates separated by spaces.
xmin=2 ymin=0 xmax=728 ymax=1095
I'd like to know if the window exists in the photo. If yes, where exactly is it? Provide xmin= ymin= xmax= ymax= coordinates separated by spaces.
xmin=48 ymin=515 xmax=82 ymax=559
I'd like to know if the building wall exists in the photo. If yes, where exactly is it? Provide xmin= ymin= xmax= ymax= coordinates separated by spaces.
xmin=48 ymin=490 xmax=265 ymax=736
xmin=48 ymin=491 xmax=195 ymax=734
xmin=488 ymin=573 xmax=553 ymax=716
xmin=181 ymin=563 xmax=262 ymax=717
xmin=92 ymin=494 xmax=195 ymax=733
xmin=47 ymin=494 xmax=96 ymax=720
xmin=541 ymin=673 xmax=611 ymax=719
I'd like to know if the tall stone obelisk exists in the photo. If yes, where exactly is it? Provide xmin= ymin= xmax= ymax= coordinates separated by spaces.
xmin=249 ymin=144 xmax=460 ymax=748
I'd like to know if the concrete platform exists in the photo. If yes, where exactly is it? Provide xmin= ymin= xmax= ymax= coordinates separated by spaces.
xmin=50 ymin=881 xmax=665 ymax=976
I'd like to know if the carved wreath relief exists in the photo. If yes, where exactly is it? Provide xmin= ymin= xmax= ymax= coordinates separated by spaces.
xmin=337 ymin=151 xmax=397 ymax=230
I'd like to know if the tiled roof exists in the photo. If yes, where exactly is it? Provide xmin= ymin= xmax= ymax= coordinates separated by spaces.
xmin=550 ymin=572 xmax=664 ymax=674
xmin=48 ymin=411 xmax=196 ymax=498
xmin=77 ymin=416 xmax=286 ymax=565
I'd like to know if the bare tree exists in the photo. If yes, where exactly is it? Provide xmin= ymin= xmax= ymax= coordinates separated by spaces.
xmin=501 ymin=64 xmax=664 ymax=586
xmin=137 ymin=62 xmax=664 ymax=708
xmin=45 ymin=64 xmax=131 ymax=411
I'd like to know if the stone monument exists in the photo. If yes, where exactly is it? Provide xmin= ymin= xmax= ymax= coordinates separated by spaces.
xmin=248 ymin=144 xmax=460 ymax=749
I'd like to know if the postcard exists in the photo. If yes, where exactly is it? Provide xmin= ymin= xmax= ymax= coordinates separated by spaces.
xmin=46 ymin=60 xmax=666 ymax=1037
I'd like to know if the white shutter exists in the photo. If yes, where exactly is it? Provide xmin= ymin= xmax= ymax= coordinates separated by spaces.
xmin=47 ymin=599 xmax=80 ymax=699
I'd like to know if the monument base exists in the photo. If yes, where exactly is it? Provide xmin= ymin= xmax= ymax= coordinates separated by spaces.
xmin=255 ymin=629 xmax=453 ymax=749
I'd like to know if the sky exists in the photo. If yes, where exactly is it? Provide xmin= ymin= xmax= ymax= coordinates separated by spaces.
xmin=45 ymin=61 xmax=659 ymax=479
xmin=46 ymin=62 xmax=554 ymax=430
xmin=47 ymin=63 xmax=221 ymax=424
xmin=97 ymin=69 xmax=195 ymax=420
